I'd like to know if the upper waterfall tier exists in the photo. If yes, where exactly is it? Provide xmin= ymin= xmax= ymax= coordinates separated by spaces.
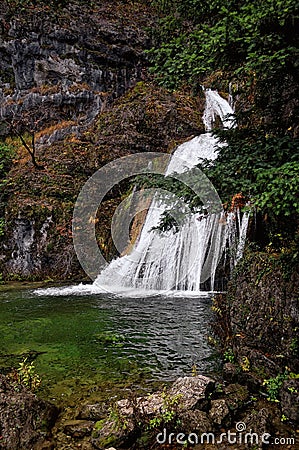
xmin=203 ymin=89 xmax=235 ymax=131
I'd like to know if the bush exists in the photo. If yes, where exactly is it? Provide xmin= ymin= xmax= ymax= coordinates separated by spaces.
xmin=254 ymin=162 xmax=299 ymax=217
xmin=147 ymin=0 xmax=298 ymax=91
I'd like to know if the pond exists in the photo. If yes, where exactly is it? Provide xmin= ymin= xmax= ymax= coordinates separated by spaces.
xmin=0 ymin=284 xmax=218 ymax=405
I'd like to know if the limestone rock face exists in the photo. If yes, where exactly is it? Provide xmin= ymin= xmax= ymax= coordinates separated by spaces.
xmin=0 ymin=1 xmax=150 ymax=138
xmin=281 ymin=379 xmax=299 ymax=423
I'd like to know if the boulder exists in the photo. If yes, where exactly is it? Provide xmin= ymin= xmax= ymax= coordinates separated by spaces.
xmin=179 ymin=410 xmax=212 ymax=434
xmin=169 ymin=375 xmax=215 ymax=411
xmin=91 ymin=416 xmax=135 ymax=450
xmin=78 ymin=403 xmax=108 ymax=421
xmin=223 ymin=362 xmax=239 ymax=383
xmin=116 ymin=375 xmax=215 ymax=419
xmin=244 ymin=405 xmax=271 ymax=450
xmin=117 ymin=392 xmax=164 ymax=417
xmin=224 ymin=383 xmax=249 ymax=411
xmin=209 ymin=399 xmax=230 ymax=426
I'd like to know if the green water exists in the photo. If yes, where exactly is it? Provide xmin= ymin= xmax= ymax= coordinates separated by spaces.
xmin=0 ymin=284 xmax=216 ymax=405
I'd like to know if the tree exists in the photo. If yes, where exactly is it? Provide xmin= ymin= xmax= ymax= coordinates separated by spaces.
xmin=0 ymin=107 xmax=46 ymax=170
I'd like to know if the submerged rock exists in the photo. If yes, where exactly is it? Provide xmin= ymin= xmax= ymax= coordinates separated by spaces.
xmin=63 ymin=420 xmax=94 ymax=439
xmin=78 ymin=403 xmax=109 ymax=421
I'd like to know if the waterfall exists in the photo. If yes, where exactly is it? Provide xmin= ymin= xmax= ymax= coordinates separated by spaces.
xmin=93 ymin=90 xmax=249 ymax=293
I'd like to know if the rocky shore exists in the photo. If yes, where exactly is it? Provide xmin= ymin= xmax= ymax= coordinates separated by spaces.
xmin=1 ymin=366 xmax=298 ymax=449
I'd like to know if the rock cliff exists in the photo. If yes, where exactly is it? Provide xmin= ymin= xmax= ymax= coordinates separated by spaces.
xmin=0 ymin=1 xmax=150 ymax=139
xmin=0 ymin=1 xmax=205 ymax=281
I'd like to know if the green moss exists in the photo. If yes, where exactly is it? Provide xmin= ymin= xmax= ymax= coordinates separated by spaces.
xmin=98 ymin=434 xmax=118 ymax=447
xmin=94 ymin=419 xmax=106 ymax=431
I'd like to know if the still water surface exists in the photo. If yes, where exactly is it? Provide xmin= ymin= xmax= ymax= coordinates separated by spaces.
xmin=0 ymin=285 xmax=217 ymax=403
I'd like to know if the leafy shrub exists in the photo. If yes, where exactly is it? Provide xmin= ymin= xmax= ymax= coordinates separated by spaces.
xmin=254 ymin=162 xmax=299 ymax=217
xmin=147 ymin=0 xmax=298 ymax=90
xmin=263 ymin=372 xmax=288 ymax=402
xmin=17 ymin=358 xmax=41 ymax=392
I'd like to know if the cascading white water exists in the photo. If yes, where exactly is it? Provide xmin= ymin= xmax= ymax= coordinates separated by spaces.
xmin=93 ymin=90 xmax=249 ymax=292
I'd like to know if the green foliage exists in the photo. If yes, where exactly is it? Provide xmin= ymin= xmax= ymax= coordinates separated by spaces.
xmin=263 ymin=372 xmax=288 ymax=402
xmin=148 ymin=0 xmax=298 ymax=90
xmin=134 ymin=172 xmax=206 ymax=213
xmin=17 ymin=357 xmax=41 ymax=392
xmin=240 ymin=355 xmax=250 ymax=372
xmin=133 ymin=169 xmax=221 ymax=232
xmin=223 ymin=348 xmax=235 ymax=363
xmin=147 ymin=0 xmax=299 ymax=243
xmin=147 ymin=391 xmax=182 ymax=430
xmin=94 ymin=331 xmax=125 ymax=347
xmin=289 ymin=337 xmax=298 ymax=354
xmin=200 ymin=130 xmax=299 ymax=240
xmin=201 ymin=130 xmax=299 ymax=201
xmin=0 ymin=218 xmax=5 ymax=237
xmin=254 ymin=162 xmax=299 ymax=217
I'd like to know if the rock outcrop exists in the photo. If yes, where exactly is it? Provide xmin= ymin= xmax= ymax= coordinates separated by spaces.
xmin=0 ymin=374 xmax=58 ymax=450
xmin=52 ymin=374 xmax=297 ymax=449
xmin=213 ymin=252 xmax=299 ymax=378
xmin=0 ymin=1 xmax=150 ymax=139
xmin=0 ymin=80 xmax=204 ymax=281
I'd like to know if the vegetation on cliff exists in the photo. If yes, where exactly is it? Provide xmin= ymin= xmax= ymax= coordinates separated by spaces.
xmin=148 ymin=0 xmax=298 ymax=246
xmin=0 ymin=0 xmax=298 ymax=281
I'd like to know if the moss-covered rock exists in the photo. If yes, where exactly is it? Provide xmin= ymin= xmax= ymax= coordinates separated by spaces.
xmin=214 ymin=251 xmax=299 ymax=377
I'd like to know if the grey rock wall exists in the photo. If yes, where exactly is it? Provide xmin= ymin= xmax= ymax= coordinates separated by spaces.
xmin=0 ymin=2 xmax=149 ymax=140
